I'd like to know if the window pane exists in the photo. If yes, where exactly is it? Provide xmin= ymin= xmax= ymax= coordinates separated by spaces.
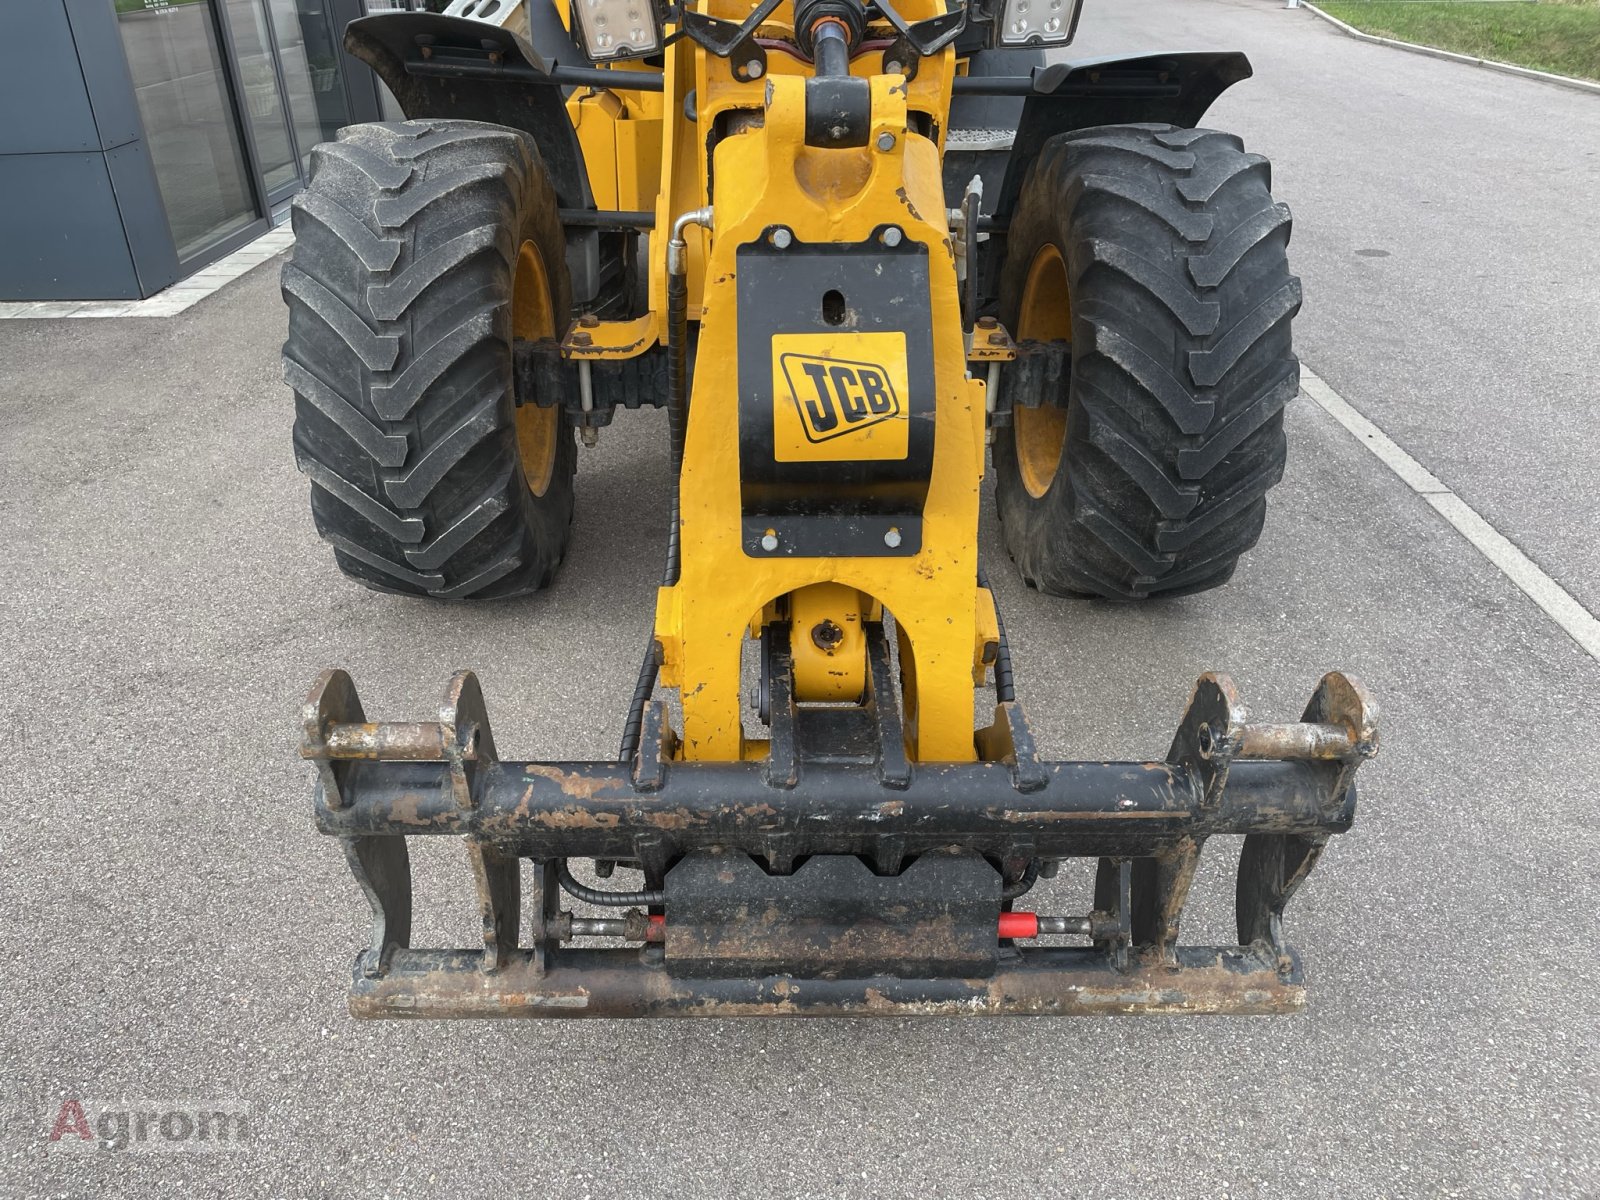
xmin=223 ymin=0 xmax=299 ymax=194
xmin=117 ymin=0 xmax=259 ymax=262
xmin=267 ymin=0 xmax=353 ymax=171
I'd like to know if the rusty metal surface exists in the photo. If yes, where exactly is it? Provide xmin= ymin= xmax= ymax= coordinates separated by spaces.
xmin=664 ymin=849 xmax=1001 ymax=979
xmin=345 ymin=945 xmax=1305 ymax=1018
xmin=312 ymin=756 xmax=1351 ymax=860
xmin=1238 ymin=674 xmax=1379 ymax=762
xmin=301 ymin=667 xmax=1376 ymax=1019
xmin=316 ymin=722 xmax=451 ymax=761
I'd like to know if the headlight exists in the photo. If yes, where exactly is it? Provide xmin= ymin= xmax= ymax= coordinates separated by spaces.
xmin=995 ymin=0 xmax=1083 ymax=46
xmin=571 ymin=0 xmax=663 ymax=61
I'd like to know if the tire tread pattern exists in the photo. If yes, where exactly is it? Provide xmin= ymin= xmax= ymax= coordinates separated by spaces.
xmin=281 ymin=119 xmax=575 ymax=599
xmin=995 ymin=123 xmax=1301 ymax=601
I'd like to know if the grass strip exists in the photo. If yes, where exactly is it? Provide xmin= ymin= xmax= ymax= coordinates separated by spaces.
xmin=1317 ymin=0 xmax=1600 ymax=82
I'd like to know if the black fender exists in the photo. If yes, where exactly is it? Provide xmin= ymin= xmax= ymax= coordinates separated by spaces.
xmin=995 ymin=51 xmax=1253 ymax=223
xmin=975 ymin=50 xmax=1251 ymax=312
xmin=343 ymin=12 xmax=593 ymax=211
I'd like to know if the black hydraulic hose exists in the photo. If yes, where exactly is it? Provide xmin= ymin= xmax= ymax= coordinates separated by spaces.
xmin=984 ymin=568 xmax=1028 ymax=897
xmin=666 ymin=208 xmax=709 ymax=476
xmin=557 ymin=860 xmax=666 ymax=907
xmin=664 ymin=213 xmax=708 ymax=573
xmin=621 ymin=210 xmax=707 ymax=763
xmin=618 ymin=639 xmax=661 ymax=764
xmin=662 ymin=491 xmax=681 ymax=585
xmin=618 ymin=486 xmax=678 ymax=764
xmin=1001 ymin=859 xmax=1039 ymax=902
xmin=977 ymin=567 xmax=1016 ymax=704
xmin=618 ymin=487 xmax=679 ymax=764
xmin=617 ymin=486 xmax=681 ymax=764
xmin=666 ymin=265 xmax=690 ymax=476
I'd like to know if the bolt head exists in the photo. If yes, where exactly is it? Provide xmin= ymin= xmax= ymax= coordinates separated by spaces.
xmin=885 ymin=59 xmax=904 ymax=75
xmin=810 ymin=620 xmax=845 ymax=652
xmin=876 ymin=131 xmax=896 ymax=152
xmin=770 ymin=227 xmax=792 ymax=249
xmin=760 ymin=532 xmax=779 ymax=552
xmin=881 ymin=227 xmax=903 ymax=248
xmin=884 ymin=527 xmax=902 ymax=548
xmin=744 ymin=59 xmax=764 ymax=79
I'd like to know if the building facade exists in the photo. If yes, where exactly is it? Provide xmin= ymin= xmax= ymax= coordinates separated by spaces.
xmin=1 ymin=0 xmax=397 ymax=301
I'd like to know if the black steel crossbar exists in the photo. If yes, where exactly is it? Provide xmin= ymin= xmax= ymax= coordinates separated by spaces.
xmin=315 ymin=756 xmax=1354 ymax=862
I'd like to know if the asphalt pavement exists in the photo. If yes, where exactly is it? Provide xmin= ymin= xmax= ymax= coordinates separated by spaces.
xmin=2 ymin=1 xmax=1596 ymax=1196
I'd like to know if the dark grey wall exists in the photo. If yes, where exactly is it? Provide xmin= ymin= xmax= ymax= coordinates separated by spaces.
xmin=0 ymin=0 xmax=180 ymax=301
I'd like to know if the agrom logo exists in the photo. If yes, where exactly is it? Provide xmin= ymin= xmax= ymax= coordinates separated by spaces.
xmin=770 ymin=332 xmax=910 ymax=463
xmin=44 ymin=1097 xmax=251 ymax=1154
xmin=781 ymin=354 xmax=901 ymax=443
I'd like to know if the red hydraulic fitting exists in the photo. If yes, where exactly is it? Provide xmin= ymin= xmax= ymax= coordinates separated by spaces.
xmin=998 ymin=912 xmax=1038 ymax=940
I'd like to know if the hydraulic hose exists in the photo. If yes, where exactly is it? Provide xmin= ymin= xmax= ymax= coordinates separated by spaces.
xmin=1001 ymin=859 xmax=1039 ymax=902
xmin=666 ymin=270 xmax=690 ymax=475
xmin=557 ymin=860 xmax=666 ymax=907
xmin=977 ymin=567 xmax=1016 ymax=704
xmin=666 ymin=206 xmax=712 ymax=477
xmin=982 ymin=566 xmax=1029 ymax=897
xmin=618 ymin=639 xmax=662 ymax=764
xmin=621 ymin=209 xmax=710 ymax=764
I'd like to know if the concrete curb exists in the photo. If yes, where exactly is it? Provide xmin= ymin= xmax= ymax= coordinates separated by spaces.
xmin=1300 ymin=3 xmax=1600 ymax=97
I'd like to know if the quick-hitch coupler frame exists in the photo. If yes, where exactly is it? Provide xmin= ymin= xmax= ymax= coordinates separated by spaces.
xmin=301 ymin=668 xmax=1376 ymax=1018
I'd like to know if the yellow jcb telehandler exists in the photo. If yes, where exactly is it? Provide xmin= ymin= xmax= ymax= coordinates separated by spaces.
xmin=285 ymin=0 xmax=1377 ymax=1017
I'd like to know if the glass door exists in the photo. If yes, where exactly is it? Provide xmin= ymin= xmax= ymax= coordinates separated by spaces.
xmin=222 ymin=0 xmax=356 ymax=200
xmin=116 ymin=0 xmax=263 ymax=264
xmin=266 ymin=0 xmax=354 ymax=172
xmin=117 ymin=0 xmax=365 ymax=274
xmin=222 ymin=0 xmax=303 ymax=201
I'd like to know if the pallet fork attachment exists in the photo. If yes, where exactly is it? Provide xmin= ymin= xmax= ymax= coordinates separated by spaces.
xmin=301 ymin=659 xmax=1376 ymax=1018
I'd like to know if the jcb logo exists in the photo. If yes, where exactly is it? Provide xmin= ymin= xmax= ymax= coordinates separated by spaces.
xmin=782 ymin=355 xmax=901 ymax=442
xmin=770 ymin=332 xmax=909 ymax=463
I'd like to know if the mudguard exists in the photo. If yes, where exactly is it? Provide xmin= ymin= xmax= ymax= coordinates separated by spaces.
xmin=343 ymin=12 xmax=593 ymax=211
xmin=996 ymin=51 xmax=1253 ymax=222
xmin=969 ymin=50 xmax=1251 ymax=310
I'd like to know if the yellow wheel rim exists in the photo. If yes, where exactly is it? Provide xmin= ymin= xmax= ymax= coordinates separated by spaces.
xmin=1013 ymin=244 xmax=1072 ymax=500
xmin=512 ymin=239 xmax=559 ymax=498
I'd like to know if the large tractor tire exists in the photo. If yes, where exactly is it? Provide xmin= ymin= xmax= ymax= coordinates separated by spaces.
xmin=282 ymin=119 xmax=575 ymax=599
xmin=994 ymin=124 xmax=1301 ymax=600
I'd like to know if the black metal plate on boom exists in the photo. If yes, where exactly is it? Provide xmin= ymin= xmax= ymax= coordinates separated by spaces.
xmin=735 ymin=231 xmax=936 ymax=558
